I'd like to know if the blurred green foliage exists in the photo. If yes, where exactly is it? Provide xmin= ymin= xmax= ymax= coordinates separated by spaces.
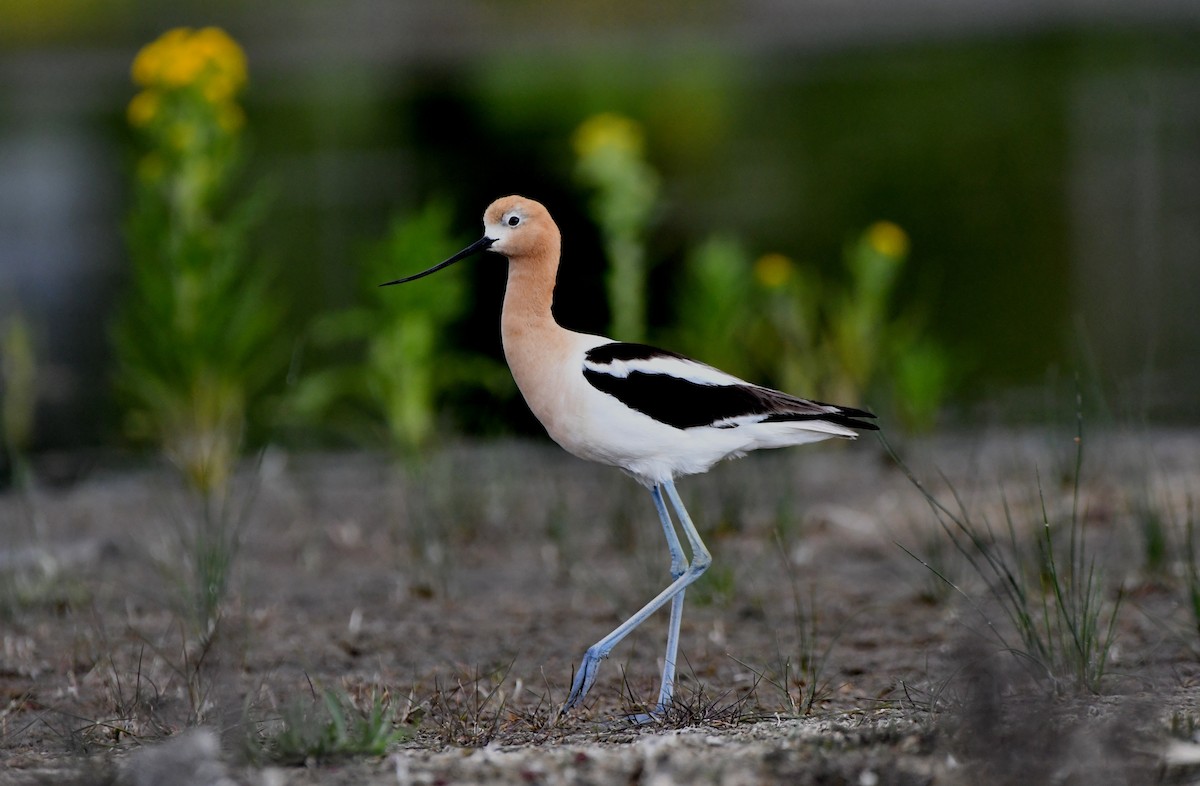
xmin=258 ymin=687 xmax=412 ymax=764
xmin=746 ymin=251 xmax=826 ymax=398
xmin=565 ymin=109 xmax=956 ymax=429
xmin=1 ymin=312 xmax=37 ymax=481
xmin=573 ymin=113 xmax=660 ymax=343
xmin=113 ymin=27 xmax=282 ymax=496
xmin=4 ymin=22 xmax=1197 ymax=450
xmin=892 ymin=340 xmax=955 ymax=432
xmin=286 ymin=202 xmax=509 ymax=453
xmin=672 ymin=221 xmax=955 ymax=430
xmin=827 ymin=223 xmax=955 ymax=429
xmin=669 ymin=236 xmax=757 ymax=378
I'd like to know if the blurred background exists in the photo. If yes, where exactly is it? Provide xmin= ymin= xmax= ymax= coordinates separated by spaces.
xmin=2 ymin=0 xmax=1200 ymax=471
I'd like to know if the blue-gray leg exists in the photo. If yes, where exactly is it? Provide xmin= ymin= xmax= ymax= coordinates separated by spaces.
xmin=658 ymin=480 xmax=711 ymax=709
xmin=652 ymin=484 xmax=686 ymax=712
xmin=562 ymin=480 xmax=711 ymax=714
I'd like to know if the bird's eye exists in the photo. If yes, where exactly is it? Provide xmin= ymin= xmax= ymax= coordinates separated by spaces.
xmin=507 ymin=215 xmax=520 ymax=227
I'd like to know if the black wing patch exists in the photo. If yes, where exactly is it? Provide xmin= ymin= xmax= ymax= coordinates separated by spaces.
xmin=583 ymin=343 xmax=879 ymax=432
xmin=584 ymin=341 xmax=693 ymax=365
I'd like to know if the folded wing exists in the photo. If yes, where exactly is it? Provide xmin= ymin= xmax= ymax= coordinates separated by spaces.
xmin=582 ymin=342 xmax=878 ymax=433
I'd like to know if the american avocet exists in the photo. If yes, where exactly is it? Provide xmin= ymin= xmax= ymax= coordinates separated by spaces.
xmin=382 ymin=195 xmax=878 ymax=717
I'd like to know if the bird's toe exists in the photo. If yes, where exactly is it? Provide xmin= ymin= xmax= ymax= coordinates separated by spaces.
xmin=562 ymin=649 xmax=605 ymax=711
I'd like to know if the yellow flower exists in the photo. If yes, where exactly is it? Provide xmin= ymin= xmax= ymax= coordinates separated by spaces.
xmin=754 ymin=253 xmax=794 ymax=289
xmin=127 ymin=89 xmax=161 ymax=127
xmin=159 ymin=27 xmax=193 ymax=50
xmin=129 ymin=26 xmax=247 ymax=98
xmin=161 ymin=46 xmax=207 ymax=88
xmin=866 ymin=221 xmax=909 ymax=259
xmin=131 ymin=42 xmax=162 ymax=87
xmin=572 ymin=113 xmax=645 ymax=159
xmin=194 ymin=27 xmax=247 ymax=89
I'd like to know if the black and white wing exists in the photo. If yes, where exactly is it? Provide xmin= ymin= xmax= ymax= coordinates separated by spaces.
xmin=582 ymin=342 xmax=878 ymax=433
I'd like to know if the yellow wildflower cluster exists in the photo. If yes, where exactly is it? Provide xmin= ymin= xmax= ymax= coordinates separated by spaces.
xmin=127 ymin=27 xmax=247 ymax=131
xmin=866 ymin=220 xmax=909 ymax=259
xmin=753 ymin=252 xmax=794 ymax=289
xmin=572 ymin=112 xmax=646 ymax=159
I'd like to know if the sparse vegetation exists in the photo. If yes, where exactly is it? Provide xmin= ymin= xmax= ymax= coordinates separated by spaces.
xmin=1182 ymin=500 xmax=1200 ymax=647
xmin=162 ymin=477 xmax=259 ymax=636
xmin=1 ymin=432 xmax=1195 ymax=783
xmin=3 ymin=9 xmax=1197 ymax=785
xmin=257 ymin=685 xmax=414 ymax=764
xmin=894 ymin=410 xmax=1124 ymax=694
xmin=112 ymin=28 xmax=279 ymax=667
xmin=573 ymin=112 xmax=660 ymax=344
xmin=730 ymin=534 xmax=841 ymax=717
xmin=620 ymin=663 xmax=761 ymax=728
xmin=672 ymin=223 xmax=955 ymax=430
xmin=0 ymin=311 xmax=52 ymax=620
xmin=425 ymin=663 xmax=514 ymax=747
xmin=779 ymin=604 xmax=837 ymax=715
xmin=286 ymin=202 xmax=509 ymax=453
xmin=1 ymin=311 xmax=37 ymax=492
xmin=114 ymin=27 xmax=282 ymax=497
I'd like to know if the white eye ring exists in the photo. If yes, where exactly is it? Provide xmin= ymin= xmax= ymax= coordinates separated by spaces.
xmin=507 ymin=215 xmax=520 ymax=227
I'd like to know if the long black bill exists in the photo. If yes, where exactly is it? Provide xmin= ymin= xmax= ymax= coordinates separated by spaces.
xmin=379 ymin=236 xmax=495 ymax=286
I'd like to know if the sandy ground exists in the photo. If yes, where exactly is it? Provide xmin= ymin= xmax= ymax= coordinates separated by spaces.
xmin=2 ymin=428 xmax=1200 ymax=784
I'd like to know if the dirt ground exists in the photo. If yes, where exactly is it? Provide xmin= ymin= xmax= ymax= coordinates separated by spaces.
xmin=2 ymin=428 xmax=1200 ymax=784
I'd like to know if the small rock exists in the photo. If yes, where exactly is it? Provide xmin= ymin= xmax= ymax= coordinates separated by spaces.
xmin=117 ymin=728 xmax=234 ymax=786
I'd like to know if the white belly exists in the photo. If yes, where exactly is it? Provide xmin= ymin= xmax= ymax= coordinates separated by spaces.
xmin=506 ymin=330 xmax=843 ymax=486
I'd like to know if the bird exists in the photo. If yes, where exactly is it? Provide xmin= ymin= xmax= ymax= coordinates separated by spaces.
xmin=381 ymin=195 xmax=877 ymax=718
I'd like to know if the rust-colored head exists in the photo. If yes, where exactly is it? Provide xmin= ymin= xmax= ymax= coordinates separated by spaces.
xmin=481 ymin=195 xmax=558 ymax=262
